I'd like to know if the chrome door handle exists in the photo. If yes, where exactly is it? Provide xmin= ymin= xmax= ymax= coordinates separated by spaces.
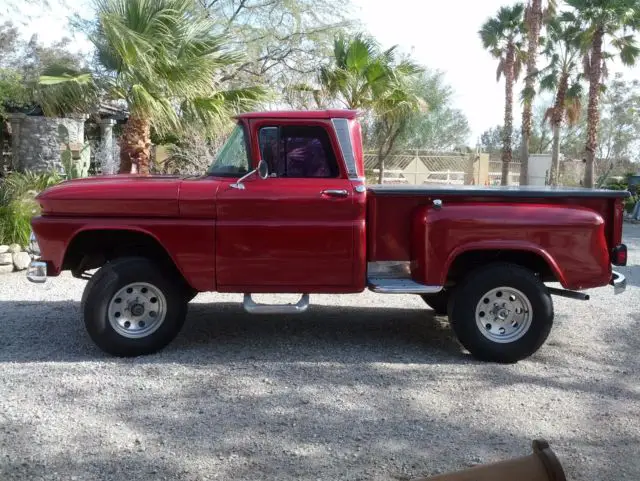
xmin=321 ymin=189 xmax=349 ymax=198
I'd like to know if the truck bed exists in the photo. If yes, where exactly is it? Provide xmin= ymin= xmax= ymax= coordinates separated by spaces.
xmin=366 ymin=184 xmax=628 ymax=270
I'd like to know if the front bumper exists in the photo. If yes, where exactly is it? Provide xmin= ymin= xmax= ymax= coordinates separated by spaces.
xmin=611 ymin=271 xmax=626 ymax=295
xmin=27 ymin=260 xmax=47 ymax=283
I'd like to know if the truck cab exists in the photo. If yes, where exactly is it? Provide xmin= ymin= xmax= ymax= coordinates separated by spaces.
xmin=28 ymin=110 xmax=629 ymax=363
xmin=208 ymin=110 xmax=367 ymax=292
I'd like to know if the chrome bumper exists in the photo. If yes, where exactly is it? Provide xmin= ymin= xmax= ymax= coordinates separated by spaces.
xmin=611 ymin=271 xmax=626 ymax=295
xmin=27 ymin=260 xmax=47 ymax=283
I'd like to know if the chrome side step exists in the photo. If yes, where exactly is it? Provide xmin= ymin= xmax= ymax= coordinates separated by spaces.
xmin=243 ymin=294 xmax=310 ymax=314
xmin=367 ymin=277 xmax=442 ymax=294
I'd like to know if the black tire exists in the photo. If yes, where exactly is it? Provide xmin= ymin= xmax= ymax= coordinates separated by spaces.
xmin=449 ymin=263 xmax=553 ymax=363
xmin=420 ymin=290 xmax=450 ymax=315
xmin=185 ymin=287 xmax=199 ymax=303
xmin=82 ymin=257 xmax=187 ymax=357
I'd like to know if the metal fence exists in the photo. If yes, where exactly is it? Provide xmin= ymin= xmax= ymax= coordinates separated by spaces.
xmin=488 ymin=159 xmax=521 ymax=186
xmin=364 ymin=151 xmax=521 ymax=186
xmin=364 ymin=151 xmax=474 ymax=185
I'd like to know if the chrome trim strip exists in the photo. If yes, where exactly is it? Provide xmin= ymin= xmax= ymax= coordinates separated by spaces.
xmin=331 ymin=118 xmax=359 ymax=179
xmin=368 ymin=277 xmax=443 ymax=294
xmin=243 ymin=294 xmax=309 ymax=314
xmin=611 ymin=271 xmax=626 ymax=295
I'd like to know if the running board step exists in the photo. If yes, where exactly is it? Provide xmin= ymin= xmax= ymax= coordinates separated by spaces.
xmin=243 ymin=294 xmax=310 ymax=314
xmin=368 ymin=277 xmax=442 ymax=294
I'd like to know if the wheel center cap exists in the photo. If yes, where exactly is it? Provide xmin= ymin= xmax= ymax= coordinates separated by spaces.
xmin=131 ymin=304 xmax=145 ymax=316
xmin=497 ymin=308 xmax=509 ymax=320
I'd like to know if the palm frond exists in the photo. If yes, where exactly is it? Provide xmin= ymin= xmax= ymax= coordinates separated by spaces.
xmin=543 ymin=0 xmax=557 ymax=22
xmin=37 ymin=67 xmax=100 ymax=116
xmin=344 ymin=34 xmax=378 ymax=73
xmin=521 ymin=84 xmax=536 ymax=104
xmin=539 ymin=72 xmax=558 ymax=92
xmin=616 ymin=36 xmax=640 ymax=65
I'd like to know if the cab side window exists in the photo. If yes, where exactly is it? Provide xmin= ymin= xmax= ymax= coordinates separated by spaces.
xmin=258 ymin=125 xmax=339 ymax=178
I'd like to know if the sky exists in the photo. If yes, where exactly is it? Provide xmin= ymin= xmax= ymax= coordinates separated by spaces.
xmin=7 ymin=0 xmax=640 ymax=145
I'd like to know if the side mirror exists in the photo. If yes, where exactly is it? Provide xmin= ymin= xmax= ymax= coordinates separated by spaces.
xmin=230 ymin=160 xmax=269 ymax=190
xmin=258 ymin=159 xmax=269 ymax=180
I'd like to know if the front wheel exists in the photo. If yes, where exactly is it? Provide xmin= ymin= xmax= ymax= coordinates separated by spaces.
xmin=82 ymin=257 xmax=188 ymax=357
xmin=449 ymin=263 xmax=553 ymax=363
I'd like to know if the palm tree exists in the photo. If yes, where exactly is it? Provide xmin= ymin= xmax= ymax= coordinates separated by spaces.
xmin=563 ymin=0 xmax=640 ymax=187
xmin=37 ymin=0 xmax=266 ymax=175
xmin=520 ymin=0 xmax=556 ymax=185
xmin=318 ymin=34 xmax=424 ymax=183
xmin=318 ymin=34 xmax=396 ymax=110
xmin=538 ymin=17 xmax=584 ymax=185
xmin=371 ymin=60 xmax=426 ymax=183
xmin=480 ymin=4 xmax=527 ymax=186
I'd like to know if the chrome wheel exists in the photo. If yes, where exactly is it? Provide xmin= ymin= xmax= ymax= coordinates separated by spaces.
xmin=475 ymin=286 xmax=532 ymax=343
xmin=107 ymin=282 xmax=167 ymax=339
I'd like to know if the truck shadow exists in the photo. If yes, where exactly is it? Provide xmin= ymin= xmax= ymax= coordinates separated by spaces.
xmin=0 ymin=300 xmax=467 ymax=364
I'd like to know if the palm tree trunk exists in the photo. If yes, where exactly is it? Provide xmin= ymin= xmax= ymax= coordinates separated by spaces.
xmin=377 ymin=140 xmax=385 ymax=184
xmin=119 ymin=115 xmax=151 ymax=175
xmin=549 ymin=122 xmax=561 ymax=185
xmin=502 ymin=45 xmax=515 ymax=186
xmin=549 ymin=74 xmax=568 ymax=186
xmin=376 ymin=121 xmax=403 ymax=184
xmin=585 ymin=27 xmax=604 ymax=188
xmin=520 ymin=0 xmax=543 ymax=186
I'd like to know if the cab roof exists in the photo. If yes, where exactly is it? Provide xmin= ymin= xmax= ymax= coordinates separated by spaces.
xmin=235 ymin=109 xmax=358 ymax=120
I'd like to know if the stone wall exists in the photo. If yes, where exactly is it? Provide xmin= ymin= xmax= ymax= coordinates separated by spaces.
xmin=8 ymin=114 xmax=87 ymax=172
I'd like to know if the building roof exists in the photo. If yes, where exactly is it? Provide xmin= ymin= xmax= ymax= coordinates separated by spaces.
xmin=236 ymin=109 xmax=358 ymax=120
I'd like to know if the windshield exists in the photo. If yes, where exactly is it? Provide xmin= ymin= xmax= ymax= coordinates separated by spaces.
xmin=207 ymin=124 xmax=249 ymax=176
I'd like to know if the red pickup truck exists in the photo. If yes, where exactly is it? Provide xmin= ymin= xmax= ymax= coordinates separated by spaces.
xmin=27 ymin=110 xmax=628 ymax=363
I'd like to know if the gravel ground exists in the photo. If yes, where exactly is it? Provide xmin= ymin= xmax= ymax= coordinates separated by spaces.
xmin=1 ymin=225 xmax=639 ymax=481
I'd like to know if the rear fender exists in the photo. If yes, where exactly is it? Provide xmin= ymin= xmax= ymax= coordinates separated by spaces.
xmin=411 ymin=202 xmax=611 ymax=290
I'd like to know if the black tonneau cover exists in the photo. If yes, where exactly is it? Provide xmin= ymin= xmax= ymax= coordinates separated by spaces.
xmin=367 ymin=184 xmax=630 ymax=199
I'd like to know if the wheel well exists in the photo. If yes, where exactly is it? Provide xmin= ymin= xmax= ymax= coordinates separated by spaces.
xmin=446 ymin=250 xmax=557 ymax=285
xmin=63 ymin=229 xmax=184 ymax=281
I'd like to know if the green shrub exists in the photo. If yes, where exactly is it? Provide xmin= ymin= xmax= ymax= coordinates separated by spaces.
xmin=0 ymin=171 xmax=62 ymax=245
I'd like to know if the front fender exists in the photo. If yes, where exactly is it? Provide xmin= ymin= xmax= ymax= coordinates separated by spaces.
xmin=30 ymin=216 xmax=215 ymax=291
xmin=411 ymin=202 xmax=611 ymax=290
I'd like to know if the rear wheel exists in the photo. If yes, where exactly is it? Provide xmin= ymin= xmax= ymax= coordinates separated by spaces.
xmin=449 ymin=263 xmax=553 ymax=363
xmin=82 ymin=257 xmax=187 ymax=357
xmin=420 ymin=290 xmax=450 ymax=315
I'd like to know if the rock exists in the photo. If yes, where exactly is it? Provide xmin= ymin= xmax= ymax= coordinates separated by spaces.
xmin=0 ymin=245 xmax=8 ymax=254
xmin=0 ymin=264 xmax=13 ymax=275
xmin=13 ymin=252 xmax=31 ymax=271
xmin=0 ymin=253 xmax=13 ymax=265
xmin=8 ymin=244 xmax=21 ymax=253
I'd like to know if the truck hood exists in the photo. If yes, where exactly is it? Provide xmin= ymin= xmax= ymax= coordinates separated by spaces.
xmin=37 ymin=175 xmax=182 ymax=217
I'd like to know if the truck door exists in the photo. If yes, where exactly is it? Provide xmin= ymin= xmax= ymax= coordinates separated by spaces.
xmin=215 ymin=119 xmax=362 ymax=291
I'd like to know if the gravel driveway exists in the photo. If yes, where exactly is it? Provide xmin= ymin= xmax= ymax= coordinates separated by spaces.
xmin=1 ymin=225 xmax=639 ymax=481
